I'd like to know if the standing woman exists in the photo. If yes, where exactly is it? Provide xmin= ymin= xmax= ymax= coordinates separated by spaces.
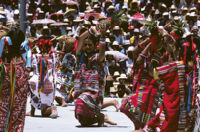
xmin=73 ymin=23 xmax=116 ymax=126
xmin=0 ymin=28 xmax=30 ymax=131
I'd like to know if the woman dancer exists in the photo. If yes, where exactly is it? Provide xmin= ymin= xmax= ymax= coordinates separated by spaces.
xmin=27 ymin=36 xmax=57 ymax=118
xmin=0 ymin=28 xmax=30 ymax=131
xmin=73 ymin=23 xmax=117 ymax=127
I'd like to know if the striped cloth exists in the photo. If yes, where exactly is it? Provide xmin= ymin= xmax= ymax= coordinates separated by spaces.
xmin=0 ymin=61 xmax=30 ymax=132
xmin=120 ymin=67 xmax=160 ymax=127
xmin=156 ymin=61 xmax=187 ymax=131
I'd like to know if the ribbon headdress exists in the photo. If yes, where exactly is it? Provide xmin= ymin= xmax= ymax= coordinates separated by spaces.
xmin=0 ymin=36 xmax=12 ymax=58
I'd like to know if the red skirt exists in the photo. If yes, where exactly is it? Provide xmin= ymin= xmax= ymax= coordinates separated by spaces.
xmin=75 ymin=98 xmax=102 ymax=126
xmin=155 ymin=61 xmax=187 ymax=131
xmin=120 ymin=77 xmax=159 ymax=127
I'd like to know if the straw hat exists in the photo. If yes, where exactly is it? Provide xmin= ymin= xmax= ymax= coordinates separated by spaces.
xmin=112 ymin=41 xmax=119 ymax=46
xmin=73 ymin=17 xmax=83 ymax=22
xmin=134 ymin=28 xmax=140 ymax=33
xmin=0 ymin=7 xmax=5 ymax=14
xmin=64 ymin=18 xmax=69 ymax=23
xmin=122 ymin=5 xmax=128 ymax=9
xmin=105 ymin=38 xmax=111 ymax=43
xmin=190 ymin=12 xmax=197 ymax=17
xmin=113 ymin=71 xmax=120 ymax=77
xmin=99 ymin=13 xmax=106 ymax=21
xmin=107 ymin=5 xmax=116 ymax=11
xmin=191 ymin=26 xmax=198 ymax=31
xmin=182 ymin=7 xmax=188 ymax=11
xmin=93 ymin=4 xmax=100 ymax=9
xmin=174 ymin=16 xmax=180 ymax=21
xmin=66 ymin=27 xmax=72 ymax=31
xmin=85 ymin=6 xmax=94 ymax=13
xmin=170 ymin=5 xmax=176 ymax=10
xmin=190 ymin=7 xmax=197 ymax=12
xmin=117 ymin=74 xmax=127 ymax=81
xmin=163 ymin=12 xmax=169 ymax=16
xmin=92 ymin=20 xmax=98 ymax=25
xmin=113 ymin=26 xmax=120 ymax=30
xmin=84 ymin=20 xmax=91 ymax=26
xmin=127 ymin=46 xmax=134 ymax=52
xmin=161 ymin=3 xmax=167 ymax=9
xmin=43 ymin=25 xmax=49 ymax=29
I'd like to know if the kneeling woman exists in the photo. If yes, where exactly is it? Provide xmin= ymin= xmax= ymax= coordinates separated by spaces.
xmin=28 ymin=37 xmax=57 ymax=118
xmin=73 ymin=24 xmax=116 ymax=126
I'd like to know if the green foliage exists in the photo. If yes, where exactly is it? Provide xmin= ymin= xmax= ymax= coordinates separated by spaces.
xmin=172 ymin=21 xmax=185 ymax=37
xmin=145 ymin=20 xmax=158 ymax=34
xmin=110 ymin=9 xmax=129 ymax=26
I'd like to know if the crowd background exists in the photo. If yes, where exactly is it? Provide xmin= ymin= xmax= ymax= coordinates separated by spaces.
xmin=1 ymin=0 xmax=200 ymax=97
xmin=1 ymin=0 xmax=200 ymax=131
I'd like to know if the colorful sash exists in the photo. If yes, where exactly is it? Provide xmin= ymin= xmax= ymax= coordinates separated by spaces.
xmin=0 ymin=36 xmax=12 ymax=58
xmin=5 ymin=61 xmax=16 ymax=132
xmin=156 ymin=61 xmax=187 ymax=131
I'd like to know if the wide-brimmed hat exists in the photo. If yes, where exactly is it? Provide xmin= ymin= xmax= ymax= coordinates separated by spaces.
xmin=43 ymin=25 xmax=49 ymax=29
xmin=93 ymin=4 xmax=100 ymax=9
xmin=113 ymin=26 xmax=120 ymax=30
xmin=190 ymin=12 xmax=197 ymax=17
xmin=182 ymin=7 xmax=188 ymax=11
xmin=112 ymin=41 xmax=119 ymax=46
xmin=190 ymin=7 xmax=197 ymax=12
xmin=84 ymin=20 xmax=91 ymax=26
xmin=107 ymin=5 xmax=115 ymax=11
xmin=161 ymin=3 xmax=167 ymax=9
xmin=99 ymin=13 xmax=106 ymax=21
xmin=73 ymin=17 xmax=83 ymax=22
xmin=105 ymin=38 xmax=111 ymax=43
xmin=163 ymin=12 xmax=169 ymax=16
xmin=127 ymin=46 xmax=134 ymax=52
xmin=113 ymin=71 xmax=120 ymax=77
xmin=66 ymin=27 xmax=72 ymax=31
xmin=117 ymin=74 xmax=127 ymax=81
xmin=174 ymin=16 xmax=180 ymax=21
xmin=64 ymin=18 xmax=69 ymax=23
xmin=170 ymin=5 xmax=177 ymax=10
xmin=85 ymin=6 xmax=94 ymax=13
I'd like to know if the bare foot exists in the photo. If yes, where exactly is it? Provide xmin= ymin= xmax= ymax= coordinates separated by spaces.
xmin=50 ymin=106 xmax=58 ymax=119
xmin=26 ymin=112 xmax=31 ymax=116
xmin=26 ymin=111 xmax=34 ymax=117
xmin=61 ymin=103 xmax=68 ymax=107
xmin=113 ymin=100 xmax=119 ymax=112
xmin=61 ymin=98 xmax=68 ymax=107
xmin=104 ymin=114 xmax=117 ymax=125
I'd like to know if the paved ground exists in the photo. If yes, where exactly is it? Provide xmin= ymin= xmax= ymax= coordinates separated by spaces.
xmin=24 ymin=98 xmax=135 ymax=132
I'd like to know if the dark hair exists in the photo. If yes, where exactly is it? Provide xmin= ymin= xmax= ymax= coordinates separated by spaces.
xmin=2 ymin=27 xmax=25 ymax=62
